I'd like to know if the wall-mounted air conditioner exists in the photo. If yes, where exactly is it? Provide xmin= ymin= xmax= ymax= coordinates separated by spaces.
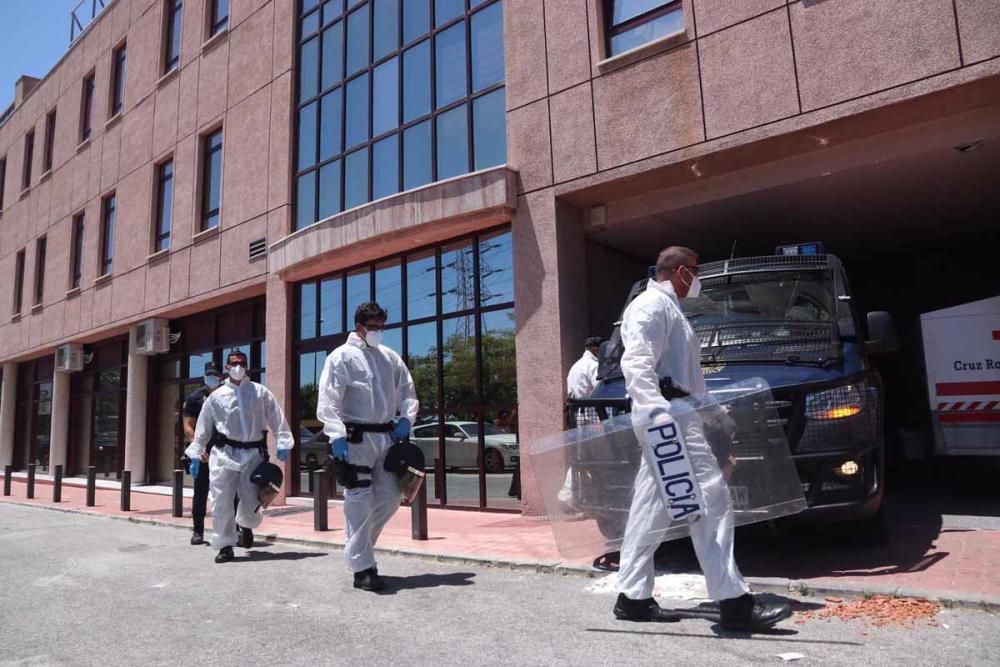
xmin=55 ymin=343 xmax=84 ymax=372
xmin=131 ymin=318 xmax=171 ymax=355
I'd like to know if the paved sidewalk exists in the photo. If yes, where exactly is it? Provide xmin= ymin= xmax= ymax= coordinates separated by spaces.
xmin=4 ymin=476 xmax=1000 ymax=608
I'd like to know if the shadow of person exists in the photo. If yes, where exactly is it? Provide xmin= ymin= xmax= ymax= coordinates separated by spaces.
xmin=374 ymin=572 xmax=477 ymax=595
xmin=665 ymin=593 xmax=820 ymax=624
xmin=236 ymin=550 xmax=328 ymax=562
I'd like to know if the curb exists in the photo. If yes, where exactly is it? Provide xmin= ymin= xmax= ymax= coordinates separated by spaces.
xmin=4 ymin=498 xmax=1000 ymax=612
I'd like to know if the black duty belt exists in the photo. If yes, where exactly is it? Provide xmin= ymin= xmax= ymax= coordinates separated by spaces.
xmin=219 ymin=436 xmax=266 ymax=450
xmin=344 ymin=422 xmax=394 ymax=444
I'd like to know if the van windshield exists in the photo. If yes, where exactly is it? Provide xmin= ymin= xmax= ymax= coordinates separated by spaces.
xmin=682 ymin=270 xmax=836 ymax=323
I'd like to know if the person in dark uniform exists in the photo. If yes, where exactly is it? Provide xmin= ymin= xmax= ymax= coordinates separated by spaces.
xmin=181 ymin=362 xmax=244 ymax=546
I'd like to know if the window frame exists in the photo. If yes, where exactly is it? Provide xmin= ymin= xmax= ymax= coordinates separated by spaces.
xmin=71 ymin=212 xmax=85 ymax=290
xmin=153 ymin=158 xmax=175 ymax=253
xmin=0 ymin=155 xmax=7 ymax=211
xmin=80 ymin=72 xmax=96 ymax=143
xmin=22 ymin=130 xmax=35 ymax=191
xmin=99 ymin=193 xmax=117 ymax=277
xmin=208 ymin=0 xmax=229 ymax=37
xmin=199 ymin=128 xmax=224 ymax=232
xmin=43 ymin=109 xmax=57 ymax=174
xmin=294 ymin=0 xmax=506 ymax=231
xmin=110 ymin=41 xmax=127 ymax=117
xmin=33 ymin=235 xmax=47 ymax=307
xmin=163 ymin=0 xmax=184 ymax=73
xmin=603 ymin=0 xmax=682 ymax=57
xmin=13 ymin=248 xmax=26 ymax=316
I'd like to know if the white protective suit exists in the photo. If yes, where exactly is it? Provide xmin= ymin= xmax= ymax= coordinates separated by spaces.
xmin=185 ymin=378 xmax=294 ymax=550
xmin=316 ymin=332 xmax=419 ymax=573
xmin=617 ymin=278 xmax=750 ymax=602
xmin=566 ymin=349 xmax=600 ymax=425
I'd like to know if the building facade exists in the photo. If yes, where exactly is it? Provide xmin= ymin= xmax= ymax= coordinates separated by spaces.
xmin=1 ymin=0 xmax=999 ymax=513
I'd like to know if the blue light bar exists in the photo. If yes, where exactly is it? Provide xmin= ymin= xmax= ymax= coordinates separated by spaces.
xmin=775 ymin=242 xmax=825 ymax=256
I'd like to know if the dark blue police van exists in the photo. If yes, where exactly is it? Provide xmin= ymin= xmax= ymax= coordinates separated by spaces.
xmin=575 ymin=243 xmax=898 ymax=543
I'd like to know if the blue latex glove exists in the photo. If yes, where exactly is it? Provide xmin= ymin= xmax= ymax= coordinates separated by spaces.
xmin=189 ymin=459 xmax=201 ymax=478
xmin=392 ymin=417 xmax=411 ymax=440
xmin=276 ymin=449 xmax=289 ymax=462
xmin=331 ymin=437 xmax=348 ymax=461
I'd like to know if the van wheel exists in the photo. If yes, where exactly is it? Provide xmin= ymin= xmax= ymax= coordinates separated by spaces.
xmin=484 ymin=449 xmax=505 ymax=474
xmin=859 ymin=507 xmax=891 ymax=547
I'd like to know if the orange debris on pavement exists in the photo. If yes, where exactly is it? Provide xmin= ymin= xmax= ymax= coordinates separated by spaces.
xmin=797 ymin=595 xmax=941 ymax=629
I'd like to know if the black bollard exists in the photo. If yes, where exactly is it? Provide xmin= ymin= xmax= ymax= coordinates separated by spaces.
xmin=53 ymin=464 xmax=63 ymax=502
xmin=507 ymin=460 xmax=521 ymax=498
xmin=411 ymin=478 xmax=428 ymax=541
xmin=27 ymin=463 xmax=36 ymax=499
xmin=3 ymin=465 xmax=12 ymax=496
xmin=313 ymin=467 xmax=329 ymax=532
xmin=434 ymin=457 xmax=443 ymax=500
xmin=86 ymin=466 xmax=96 ymax=506
xmin=120 ymin=470 xmax=131 ymax=511
xmin=172 ymin=469 xmax=184 ymax=517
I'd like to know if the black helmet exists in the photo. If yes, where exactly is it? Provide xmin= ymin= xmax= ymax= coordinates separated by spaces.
xmin=383 ymin=440 xmax=426 ymax=503
xmin=250 ymin=460 xmax=284 ymax=510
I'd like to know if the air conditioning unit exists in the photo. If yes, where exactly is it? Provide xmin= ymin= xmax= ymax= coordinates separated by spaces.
xmin=55 ymin=343 xmax=84 ymax=372
xmin=132 ymin=318 xmax=171 ymax=355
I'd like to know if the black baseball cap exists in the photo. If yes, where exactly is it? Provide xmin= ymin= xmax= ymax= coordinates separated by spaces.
xmin=585 ymin=336 xmax=603 ymax=348
xmin=204 ymin=362 xmax=222 ymax=377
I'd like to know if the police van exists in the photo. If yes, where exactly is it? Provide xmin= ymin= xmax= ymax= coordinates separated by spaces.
xmin=572 ymin=243 xmax=896 ymax=543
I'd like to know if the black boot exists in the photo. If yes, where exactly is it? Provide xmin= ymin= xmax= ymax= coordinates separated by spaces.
xmin=719 ymin=594 xmax=792 ymax=631
xmin=237 ymin=527 xmax=253 ymax=548
xmin=613 ymin=594 xmax=681 ymax=622
xmin=214 ymin=546 xmax=235 ymax=563
xmin=353 ymin=567 xmax=385 ymax=592
xmin=191 ymin=516 xmax=205 ymax=545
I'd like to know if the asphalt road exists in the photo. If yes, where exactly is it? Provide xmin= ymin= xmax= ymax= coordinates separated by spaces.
xmin=0 ymin=503 xmax=997 ymax=667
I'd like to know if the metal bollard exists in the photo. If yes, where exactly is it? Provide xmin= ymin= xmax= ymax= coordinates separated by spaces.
xmin=53 ymin=464 xmax=64 ymax=502
xmin=27 ymin=463 xmax=36 ymax=499
xmin=4 ymin=464 xmax=12 ymax=496
xmin=120 ymin=470 xmax=131 ymax=511
xmin=507 ymin=461 xmax=521 ymax=499
xmin=411 ymin=479 xmax=428 ymax=540
xmin=327 ymin=464 xmax=337 ymax=498
xmin=172 ymin=469 xmax=184 ymax=517
xmin=313 ymin=467 xmax=329 ymax=532
xmin=86 ymin=466 xmax=96 ymax=506
xmin=434 ymin=457 xmax=444 ymax=500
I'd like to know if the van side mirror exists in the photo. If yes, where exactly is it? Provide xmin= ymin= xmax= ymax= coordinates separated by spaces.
xmin=866 ymin=311 xmax=898 ymax=354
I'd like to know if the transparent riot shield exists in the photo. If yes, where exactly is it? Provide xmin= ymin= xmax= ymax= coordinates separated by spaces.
xmin=530 ymin=378 xmax=806 ymax=559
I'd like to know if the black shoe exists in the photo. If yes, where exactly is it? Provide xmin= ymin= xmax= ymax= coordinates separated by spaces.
xmin=215 ymin=546 xmax=235 ymax=564
xmin=353 ymin=567 xmax=386 ymax=592
xmin=191 ymin=517 xmax=205 ymax=545
xmin=237 ymin=527 xmax=253 ymax=548
xmin=719 ymin=594 xmax=793 ymax=631
xmin=613 ymin=594 xmax=681 ymax=622
xmin=190 ymin=532 xmax=205 ymax=545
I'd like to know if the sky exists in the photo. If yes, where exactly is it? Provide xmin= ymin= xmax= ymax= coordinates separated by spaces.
xmin=0 ymin=0 xmax=85 ymax=110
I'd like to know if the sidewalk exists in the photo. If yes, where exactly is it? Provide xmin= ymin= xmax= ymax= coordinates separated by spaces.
xmin=4 ymin=476 xmax=999 ymax=609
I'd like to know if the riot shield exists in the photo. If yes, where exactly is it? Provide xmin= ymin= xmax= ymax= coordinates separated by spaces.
xmin=530 ymin=378 xmax=806 ymax=559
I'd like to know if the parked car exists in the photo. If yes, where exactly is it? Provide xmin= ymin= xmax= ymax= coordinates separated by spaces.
xmin=410 ymin=421 xmax=519 ymax=473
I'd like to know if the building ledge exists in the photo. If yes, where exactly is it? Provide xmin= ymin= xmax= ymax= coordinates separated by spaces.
xmin=268 ymin=167 xmax=518 ymax=283
xmin=596 ymin=28 xmax=690 ymax=75
xmin=39 ymin=169 xmax=52 ymax=183
xmin=76 ymin=137 xmax=92 ymax=154
xmin=30 ymin=303 xmax=43 ymax=314
xmin=147 ymin=248 xmax=170 ymax=264
xmin=105 ymin=112 xmax=123 ymax=130
xmin=157 ymin=66 xmax=180 ymax=90
xmin=94 ymin=272 xmax=113 ymax=286
xmin=192 ymin=225 xmax=219 ymax=245
xmin=19 ymin=186 xmax=30 ymax=200
xmin=65 ymin=286 xmax=81 ymax=299
xmin=201 ymin=27 xmax=229 ymax=55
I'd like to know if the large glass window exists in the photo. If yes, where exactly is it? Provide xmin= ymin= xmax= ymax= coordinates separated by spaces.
xmin=100 ymin=193 xmax=116 ymax=276
xmin=605 ymin=0 xmax=682 ymax=57
xmin=164 ymin=0 xmax=183 ymax=72
xmin=201 ymin=129 xmax=223 ymax=230
xmin=71 ymin=213 xmax=85 ymax=289
xmin=111 ymin=43 xmax=127 ymax=117
xmin=293 ymin=228 xmax=517 ymax=509
xmin=295 ymin=0 xmax=505 ymax=230
xmin=154 ymin=160 xmax=174 ymax=252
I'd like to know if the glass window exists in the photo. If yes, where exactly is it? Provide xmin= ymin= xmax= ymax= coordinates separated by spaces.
xmin=403 ymin=120 xmax=431 ymax=190
xmin=375 ymin=259 xmax=402 ymax=319
xmin=201 ymin=130 xmax=223 ymax=230
xmin=319 ymin=88 xmax=343 ymax=160
xmin=436 ymin=104 xmax=468 ymax=180
xmin=478 ymin=229 xmax=513 ymax=305
xmin=323 ymin=0 xmax=344 ymax=24
xmin=298 ymin=102 xmax=318 ymax=170
xmin=373 ymin=0 xmax=399 ymax=60
xmin=71 ymin=213 xmax=85 ymax=289
xmin=472 ymin=88 xmax=505 ymax=170
xmin=402 ymin=40 xmax=431 ymax=122
xmin=300 ymin=37 xmax=319 ymax=102
xmin=318 ymin=160 xmax=342 ymax=219
xmin=470 ymin=1 xmax=502 ymax=91
xmin=22 ymin=130 xmax=34 ymax=189
xmin=382 ymin=326 xmax=403 ymax=352
xmin=344 ymin=147 xmax=369 ymax=209
xmin=300 ymin=282 xmax=318 ymax=339
xmin=402 ymin=0 xmax=430 ymax=44
xmin=296 ymin=171 xmax=317 ymax=229
xmin=435 ymin=22 xmax=466 ymax=107
xmin=346 ymin=3 xmax=370 ymax=75
xmin=164 ymin=0 xmax=183 ymax=72
xmin=346 ymin=267 xmax=372 ymax=319
xmin=607 ymin=0 xmax=682 ymax=57
xmin=321 ymin=21 xmax=344 ymax=91
xmin=302 ymin=8 xmax=320 ymax=37
xmin=319 ymin=276 xmax=343 ymax=335
xmin=100 ymin=194 xmax=116 ymax=276
xmin=345 ymin=73 xmax=369 ymax=148
xmin=407 ymin=250 xmax=436 ymax=320
xmin=435 ymin=0 xmax=463 ymax=26
xmin=154 ymin=160 xmax=174 ymax=253
xmin=406 ymin=321 xmax=438 ymax=414
xmin=111 ymin=44 xmax=127 ymax=116
xmin=440 ymin=239 xmax=475 ymax=313
xmin=81 ymin=74 xmax=95 ymax=142
xmin=210 ymin=0 xmax=230 ymax=36
xmin=373 ymin=58 xmax=399 ymax=137
xmin=372 ymin=134 xmax=399 ymax=200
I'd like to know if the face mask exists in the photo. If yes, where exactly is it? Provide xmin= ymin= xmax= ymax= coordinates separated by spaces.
xmin=205 ymin=376 xmax=220 ymax=389
xmin=679 ymin=267 xmax=702 ymax=299
xmin=364 ymin=329 xmax=383 ymax=348
xmin=228 ymin=365 xmax=247 ymax=381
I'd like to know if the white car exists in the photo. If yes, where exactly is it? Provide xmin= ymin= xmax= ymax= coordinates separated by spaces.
xmin=410 ymin=421 xmax=518 ymax=473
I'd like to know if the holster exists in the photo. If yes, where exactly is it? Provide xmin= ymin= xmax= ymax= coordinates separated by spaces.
xmin=331 ymin=458 xmax=373 ymax=489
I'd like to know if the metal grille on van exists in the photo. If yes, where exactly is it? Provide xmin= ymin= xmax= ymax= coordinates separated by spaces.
xmin=700 ymin=255 xmax=831 ymax=279
xmin=248 ymin=238 xmax=267 ymax=261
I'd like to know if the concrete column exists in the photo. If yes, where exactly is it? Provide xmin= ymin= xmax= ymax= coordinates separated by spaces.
xmin=265 ymin=274 xmax=292 ymax=505
xmin=0 ymin=362 xmax=18 ymax=467
xmin=124 ymin=332 xmax=149 ymax=483
xmin=49 ymin=367 xmax=71 ymax=470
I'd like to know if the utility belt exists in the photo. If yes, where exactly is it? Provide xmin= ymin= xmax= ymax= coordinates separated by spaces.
xmin=335 ymin=422 xmax=395 ymax=489
xmin=218 ymin=435 xmax=267 ymax=451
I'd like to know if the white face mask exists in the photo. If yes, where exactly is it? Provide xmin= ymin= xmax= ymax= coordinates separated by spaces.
xmin=679 ymin=267 xmax=702 ymax=299
xmin=364 ymin=329 xmax=383 ymax=348
xmin=227 ymin=364 xmax=247 ymax=381
xmin=205 ymin=375 xmax=220 ymax=389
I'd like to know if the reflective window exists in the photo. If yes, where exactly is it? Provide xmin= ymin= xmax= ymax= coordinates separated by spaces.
xmin=606 ymin=0 xmax=683 ymax=57
xmin=301 ymin=282 xmax=318 ymax=340
xmin=375 ymin=259 xmax=402 ymax=318
xmin=407 ymin=250 xmax=436 ymax=320
xmin=346 ymin=267 xmax=372 ymax=319
xmin=296 ymin=0 xmax=506 ymax=230
xmin=319 ymin=276 xmax=343 ymax=336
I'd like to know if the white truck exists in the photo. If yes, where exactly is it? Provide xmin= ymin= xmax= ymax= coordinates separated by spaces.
xmin=920 ymin=295 xmax=1000 ymax=457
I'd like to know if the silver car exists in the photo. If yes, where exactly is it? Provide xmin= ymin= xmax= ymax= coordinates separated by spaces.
xmin=410 ymin=421 xmax=518 ymax=473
